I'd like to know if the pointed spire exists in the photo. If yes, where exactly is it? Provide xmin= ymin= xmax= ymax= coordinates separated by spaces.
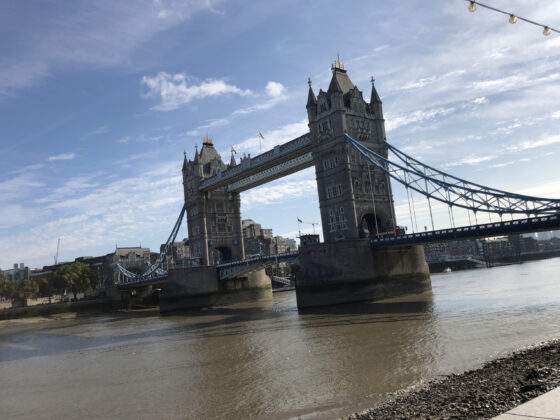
xmin=193 ymin=144 xmax=199 ymax=163
xmin=370 ymin=76 xmax=381 ymax=104
xmin=306 ymin=77 xmax=316 ymax=108
xmin=230 ymin=146 xmax=237 ymax=166
xmin=202 ymin=133 xmax=213 ymax=147
xmin=182 ymin=150 xmax=188 ymax=171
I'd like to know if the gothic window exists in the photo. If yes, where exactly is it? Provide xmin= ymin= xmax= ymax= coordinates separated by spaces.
xmin=326 ymin=184 xmax=344 ymax=199
xmin=215 ymin=202 xmax=224 ymax=213
xmin=204 ymin=163 xmax=212 ymax=175
xmin=328 ymin=206 xmax=348 ymax=231
xmin=217 ymin=215 xmax=227 ymax=233
xmin=323 ymin=155 xmax=342 ymax=170
xmin=353 ymin=177 xmax=362 ymax=193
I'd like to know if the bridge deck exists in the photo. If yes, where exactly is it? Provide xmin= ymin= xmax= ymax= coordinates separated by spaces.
xmin=199 ymin=133 xmax=312 ymax=192
xmin=371 ymin=215 xmax=560 ymax=247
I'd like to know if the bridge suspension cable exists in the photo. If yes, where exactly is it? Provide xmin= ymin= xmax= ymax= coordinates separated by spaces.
xmin=115 ymin=205 xmax=186 ymax=286
xmin=345 ymin=134 xmax=560 ymax=218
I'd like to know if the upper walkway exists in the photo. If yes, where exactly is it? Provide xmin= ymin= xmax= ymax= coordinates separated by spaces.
xmin=198 ymin=133 xmax=313 ymax=192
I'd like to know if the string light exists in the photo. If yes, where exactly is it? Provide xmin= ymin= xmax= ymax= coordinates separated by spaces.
xmin=464 ymin=0 xmax=559 ymax=36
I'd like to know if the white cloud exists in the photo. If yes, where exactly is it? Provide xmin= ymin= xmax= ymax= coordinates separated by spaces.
xmin=0 ymin=1 xmax=218 ymax=93
xmin=265 ymin=81 xmax=285 ymax=98
xmin=0 ymin=161 xmax=185 ymax=268
xmin=141 ymin=72 xmax=252 ymax=111
xmin=386 ymin=106 xmax=456 ymax=131
xmin=489 ymin=161 xmax=516 ymax=169
xmin=445 ymin=154 xmax=497 ymax=168
xmin=186 ymin=118 xmax=230 ymax=137
xmin=0 ymin=173 xmax=44 ymax=201
xmin=241 ymin=178 xmax=317 ymax=210
xmin=552 ymin=111 xmax=560 ymax=120
xmin=508 ymin=134 xmax=560 ymax=153
xmin=233 ymin=119 xmax=309 ymax=155
xmin=47 ymin=153 xmax=76 ymax=162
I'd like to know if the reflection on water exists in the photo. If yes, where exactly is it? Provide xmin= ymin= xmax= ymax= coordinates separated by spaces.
xmin=2 ymin=258 xmax=560 ymax=419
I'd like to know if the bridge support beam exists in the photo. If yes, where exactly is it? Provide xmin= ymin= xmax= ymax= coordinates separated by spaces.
xmin=159 ymin=266 xmax=272 ymax=313
xmin=295 ymin=239 xmax=430 ymax=308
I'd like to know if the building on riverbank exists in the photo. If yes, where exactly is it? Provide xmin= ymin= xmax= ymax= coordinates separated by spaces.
xmin=242 ymin=219 xmax=297 ymax=257
xmin=1 ymin=263 xmax=30 ymax=283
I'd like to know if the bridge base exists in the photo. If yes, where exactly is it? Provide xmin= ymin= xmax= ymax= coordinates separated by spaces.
xmin=159 ymin=266 xmax=272 ymax=313
xmin=295 ymin=239 xmax=430 ymax=308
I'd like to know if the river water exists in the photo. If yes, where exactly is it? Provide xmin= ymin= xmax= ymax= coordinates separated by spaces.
xmin=2 ymin=259 xmax=560 ymax=419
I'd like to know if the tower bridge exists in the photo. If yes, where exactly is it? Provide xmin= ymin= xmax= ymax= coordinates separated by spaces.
xmin=115 ymin=59 xmax=560 ymax=311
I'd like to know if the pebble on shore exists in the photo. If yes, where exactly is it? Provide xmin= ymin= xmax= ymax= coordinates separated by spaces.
xmin=348 ymin=340 xmax=560 ymax=419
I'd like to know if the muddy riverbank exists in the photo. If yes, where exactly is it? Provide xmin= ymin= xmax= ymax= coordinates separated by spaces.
xmin=350 ymin=339 xmax=560 ymax=419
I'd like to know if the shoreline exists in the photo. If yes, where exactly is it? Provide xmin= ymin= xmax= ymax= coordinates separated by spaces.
xmin=348 ymin=339 xmax=560 ymax=419
xmin=0 ymin=299 xmax=114 ymax=320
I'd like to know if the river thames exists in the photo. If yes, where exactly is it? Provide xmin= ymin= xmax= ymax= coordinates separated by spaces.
xmin=2 ymin=258 xmax=560 ymax=419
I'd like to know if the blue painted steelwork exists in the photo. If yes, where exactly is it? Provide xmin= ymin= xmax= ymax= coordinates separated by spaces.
xmin=217 ymin=251 xmax=299 ymax=280
xmin=371 ymin=215 xmax=560 ymax=247
xmin=115 ymin=205 xmax=186 ymax=287
xmin=345 ymin=133 xmax=560 ymax=216
xmin=198 ymin=133 xmax=312 ymax=192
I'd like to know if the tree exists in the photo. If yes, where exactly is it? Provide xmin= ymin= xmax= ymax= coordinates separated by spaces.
xmin=55 ymin=262 xmax=94 ymax=301
xmin=0 ymin=272 xmax=16 ymax=302
xmin=0 ymin=275 xmax=38 ymax=307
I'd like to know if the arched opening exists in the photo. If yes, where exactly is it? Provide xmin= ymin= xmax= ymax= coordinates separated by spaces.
xmin=360 ymin=213 xmax=385 ymax=238
xmin=215 ymin=246 xmax=232 ymax=264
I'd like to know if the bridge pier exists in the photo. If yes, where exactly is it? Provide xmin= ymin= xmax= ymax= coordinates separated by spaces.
xmin=159 ymin=266 xmax=272 ymax=313
xmin=295 ymin=239 xmax=430 ymax=308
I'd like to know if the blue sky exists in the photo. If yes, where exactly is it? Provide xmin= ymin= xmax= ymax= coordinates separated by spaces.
xmin=1 ymin=0 xmax=559 ymax=269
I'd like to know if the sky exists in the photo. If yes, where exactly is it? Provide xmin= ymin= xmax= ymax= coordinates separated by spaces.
xmin=1 ymin=0 xmax=559 ymax=269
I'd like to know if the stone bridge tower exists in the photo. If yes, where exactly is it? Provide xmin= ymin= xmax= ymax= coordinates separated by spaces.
xmin=307 ymin=59 xmax=396 ymax=242
xmin=182 ymin=137 xmax=245 ymax=266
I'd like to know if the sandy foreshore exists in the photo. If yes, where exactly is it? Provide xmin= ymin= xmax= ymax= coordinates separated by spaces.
xmin=348 ymin=339 xmax=560 ymax=419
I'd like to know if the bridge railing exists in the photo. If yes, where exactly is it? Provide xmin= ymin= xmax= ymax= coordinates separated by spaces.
xmin=371 ymin=214 xmax=560 ymax=247
xmin=217 ymin=251 xmax=299 ymax=280
xmin=199 ymin=133 xmax=311 ymax=191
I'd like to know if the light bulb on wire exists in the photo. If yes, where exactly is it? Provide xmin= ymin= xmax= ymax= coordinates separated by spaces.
xmin=463 ymin=0 xmax=558 ymax=38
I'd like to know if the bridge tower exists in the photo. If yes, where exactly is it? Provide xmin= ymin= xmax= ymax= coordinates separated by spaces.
xmin=307 ymin=59 xmax=396 ymax=242
xmin=182 ymin=137 xmax=245 ymax=266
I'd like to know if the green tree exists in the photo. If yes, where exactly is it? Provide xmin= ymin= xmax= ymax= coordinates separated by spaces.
xmin=0 ymin=272 xmax=16 ymax=302
xmin=55 ymin=262 xmax=94 ymax=301
xmin=0 ymin=275 xmax=38 ymax=307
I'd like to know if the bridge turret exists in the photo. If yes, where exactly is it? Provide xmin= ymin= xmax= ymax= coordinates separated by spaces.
xmin=182 ymin=151 xmax=188 ymax=173
xmin=182 ymin=136 xmax=245 ymax=267
xmin=308 ymin=59 xmax=395 ymax=242
xmin=369 ymin=77 xmax=386 ymax=144
xmin=306 ymin=78 xmax=317 ymax=122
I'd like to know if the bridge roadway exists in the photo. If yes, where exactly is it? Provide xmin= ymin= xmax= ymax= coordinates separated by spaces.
xmin=371 ymin=214 xmax=560 ymax=247
xmin=198 ymin=133 xmax=312 ymax=192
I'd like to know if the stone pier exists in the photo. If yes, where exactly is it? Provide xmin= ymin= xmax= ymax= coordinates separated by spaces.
xmin=159 ymin=266 xmax=272 ymax=313
xmin=295 ymin=239 xmax=430 ymax=308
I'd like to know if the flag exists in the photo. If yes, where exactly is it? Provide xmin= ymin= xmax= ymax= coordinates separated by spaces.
xmin=297 ymin=218 xmax=303 ymax=223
